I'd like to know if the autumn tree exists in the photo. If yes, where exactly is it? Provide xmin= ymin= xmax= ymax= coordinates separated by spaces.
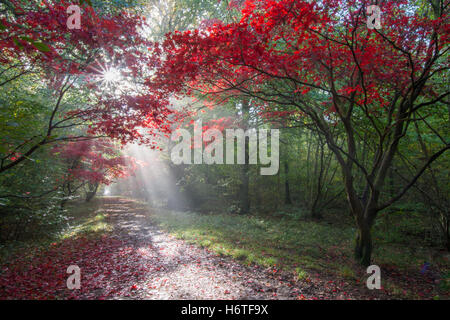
xmin=53 ymin=139 xmax=133 ymax=204
xmin=0 ymin=0 xmax=174 ymax=175
xmin=151 ymin=0 xmax=449 ymax=265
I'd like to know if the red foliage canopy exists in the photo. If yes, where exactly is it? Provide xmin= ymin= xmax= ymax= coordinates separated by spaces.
xmin=0 ymin=0 xmax=176 ymax=145
xmin=151 ymin=0 xmax=448 ymax=118
xmin=53 ymin=139 xmax=135 ymax=185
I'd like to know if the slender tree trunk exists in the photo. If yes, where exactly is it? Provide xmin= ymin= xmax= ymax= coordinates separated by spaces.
xmin=240 ymin=161 xmax=250 ymax=214
xmin=311 ymin=139 xmax=325 ymax=219
xmin=444 ymin=220 xmax=450 ymax=251
xmin=239 ymin=99 xmax=250 ymax=214
xmin=284 ymin=160 xmax=292 ymax=205
xmin=304 ymin=131 xmax=312 ymax=207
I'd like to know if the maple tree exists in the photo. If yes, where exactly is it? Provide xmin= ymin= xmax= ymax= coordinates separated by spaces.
xmin=0 ymin=0 xmax=174 ymax=174
xmin=150 ymin=0 xmax=449 ymax=265
xmin=53 ymin=139 xmax=135 ymax=203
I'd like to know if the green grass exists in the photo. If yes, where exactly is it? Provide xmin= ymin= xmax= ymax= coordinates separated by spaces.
xmin=63 ymin=212 xmax=112 ymax=238
xmin=338 ymin=265 xmax=357 ymax=280
xmin=295 ymin=267 xmax=309 ymax=281
xmin=149 ymin=209 xmax=353 ymax=271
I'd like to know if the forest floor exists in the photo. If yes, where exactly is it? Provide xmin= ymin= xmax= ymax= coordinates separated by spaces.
xmin=0 ymin=197 xmax=448 ymax=300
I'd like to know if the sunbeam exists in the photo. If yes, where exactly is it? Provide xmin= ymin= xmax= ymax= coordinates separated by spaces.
xmin=107 ymin=142 xmax=191 ymax=211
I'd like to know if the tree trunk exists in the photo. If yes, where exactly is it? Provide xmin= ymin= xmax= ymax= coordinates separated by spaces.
xmin=446 ymin=231 xmax=450 ymax=252
xmin=240 ymin=166 xmax=250 ymax=214
xmin=311 ymin=139 xmax=325 ymax=219
xmin=284 ymin=160 xmax=292 ymax=205
xmin=354 ymin=223 xmax=373 ymax=267
xmin=239 ymin=98 xmax=250 ymax=214
xmin=443 ymin=213 xmax=450 ymax=251
xmin=86 ymin=182 xmax=99 ymax=202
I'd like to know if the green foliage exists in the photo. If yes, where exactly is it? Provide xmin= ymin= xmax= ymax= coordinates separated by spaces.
xmin=143 ymin=0 xmax=231 ymax=40
xmin=295 ymin=267 xmax=308 ymax=281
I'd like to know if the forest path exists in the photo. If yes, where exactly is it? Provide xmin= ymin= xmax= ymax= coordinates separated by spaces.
xmin=100 ymin=197 xmax=307 ymax=300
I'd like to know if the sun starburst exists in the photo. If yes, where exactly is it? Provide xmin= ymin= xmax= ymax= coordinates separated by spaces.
xmin=101 ymin=67 xmax=122 ymax=84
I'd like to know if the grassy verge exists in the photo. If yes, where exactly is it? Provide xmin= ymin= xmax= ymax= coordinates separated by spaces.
xmin=146 ymin=207 xmax=449 ymax=299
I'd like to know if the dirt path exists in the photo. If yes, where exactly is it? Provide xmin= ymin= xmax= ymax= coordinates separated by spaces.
xmin=99 ymin=198 xmax=389 ymax=300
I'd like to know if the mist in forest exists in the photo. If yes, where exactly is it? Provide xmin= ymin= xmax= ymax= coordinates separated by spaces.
xmin=106 ymin=142 xmax=193 ymax=210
